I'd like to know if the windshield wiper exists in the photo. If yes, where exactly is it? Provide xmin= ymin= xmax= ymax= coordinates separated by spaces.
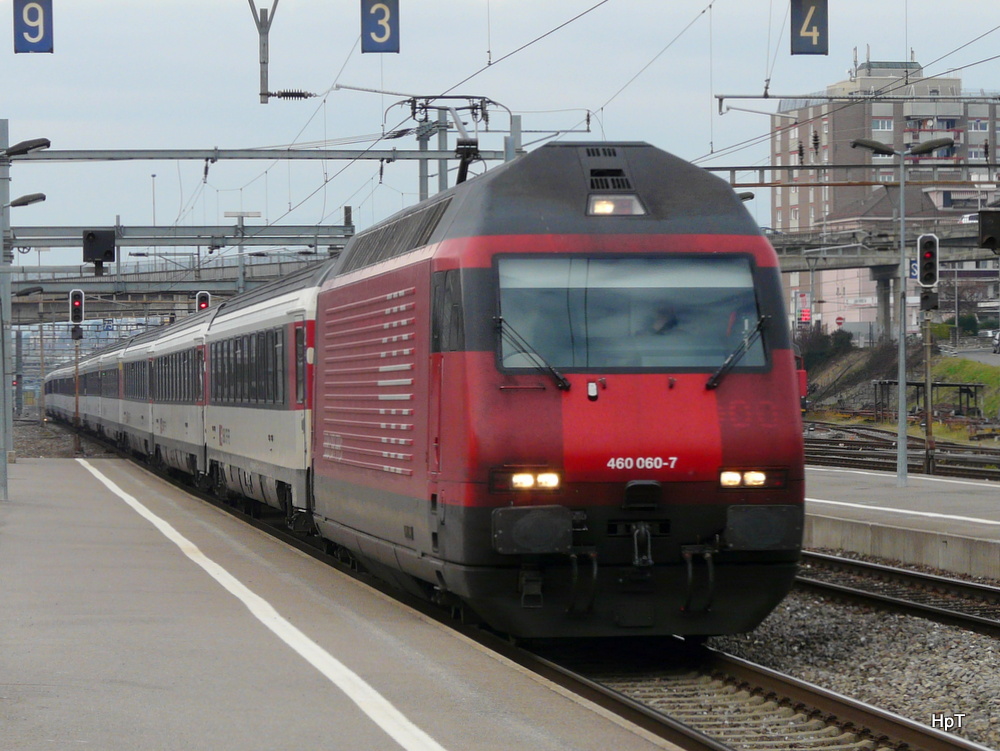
xmin=496 ymin=316 xmax=571 ymax=390
xmin=705 ymin=315 xmax=768 ymax=390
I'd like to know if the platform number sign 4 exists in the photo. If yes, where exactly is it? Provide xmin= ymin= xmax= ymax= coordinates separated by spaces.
xmin=361 ymin=0 xmax=399 ymax=53
xmin=790 ymin=0 xmax=828 ymax=56
xmin=13 ymin=0 xmax=53 ymax=53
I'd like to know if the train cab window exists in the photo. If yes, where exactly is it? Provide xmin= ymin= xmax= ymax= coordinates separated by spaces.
xmin=497 ymin=255 xmax=765 ymax=371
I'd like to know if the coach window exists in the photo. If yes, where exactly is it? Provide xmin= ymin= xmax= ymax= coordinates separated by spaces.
xmin=223 ymin=339 xmax=231 ymax=403
xmin=295 ymin=326 xmax=306 ymax=404
xmin=226 ymin=339 xmax=234 ymax=403
xmin=241 ymin=335 xmax=250 ymax=403
xmin=218 ymin=342 xmax=225 ymax=402
xmin=235 ymin=336 xmax=244 ymax=403
xmin=275 ymin=329 xmax=285 ymax=405
xmin=256 ymin=332 xmax=266 ymax=402
xmin=246 ymin=334 xmax=257 ymax=403
xmin=219 ymin=342 xmax=226 ymax=403
xmin=259 ymin=333 xmax=266 ymax=402
xmin=263 ymin=330 xmax=274 ymax=403
xmin=230 ymin=337 xmax=237 ymax=403
xmin=209 ymin=344 xmax=217 ymax=402
xmin=196 ymin=349 xmax=204 ymax=402
xmin=215 ymin=344 xmax=221 ymax=402
xmin=219 ymin=339 xmax=233 ymax=404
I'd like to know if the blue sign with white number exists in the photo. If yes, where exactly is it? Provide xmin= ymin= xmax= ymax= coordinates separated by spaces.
xmin=790 ymin=0 xmax=828 ymax=56
xmin=361 ymin=0 xmax=399 ymax=54
xmin=14 ymin=0 xmax=53 ymax=53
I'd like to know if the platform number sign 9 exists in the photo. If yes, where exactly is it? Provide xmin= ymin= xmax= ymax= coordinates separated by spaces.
xmin=790 ymin=0 xmax=828 ymax=56
xmin=361 ymin=0 xmax=399 ymax=53
xmin=13 ymin=0 xmax=53 ymax=53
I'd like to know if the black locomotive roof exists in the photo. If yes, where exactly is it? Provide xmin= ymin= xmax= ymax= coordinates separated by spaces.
xmin=337 ymin=142 xmax=760 ymax=275
xmin=441 ymin=142 xmax=759 ymax=238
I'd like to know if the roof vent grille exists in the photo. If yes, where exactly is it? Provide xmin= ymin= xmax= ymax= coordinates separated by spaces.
xmin=590 ymin=168 xmax=632 ymax=191
xmin=585 ymin=146 xmax=618 ymax=158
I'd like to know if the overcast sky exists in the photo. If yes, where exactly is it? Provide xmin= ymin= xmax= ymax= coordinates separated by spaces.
xmin=4 ymin=0 xmax=1000 ymax=266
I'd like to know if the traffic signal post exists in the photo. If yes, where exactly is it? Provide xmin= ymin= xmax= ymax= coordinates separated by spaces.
xmin=915 ymin=234 xmax=940 ymax=473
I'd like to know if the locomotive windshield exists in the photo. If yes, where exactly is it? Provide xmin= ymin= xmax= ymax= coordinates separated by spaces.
xmin=497 ymin=255 xmax=765 ymax=371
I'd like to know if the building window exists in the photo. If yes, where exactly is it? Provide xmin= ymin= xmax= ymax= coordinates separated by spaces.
xmin=872 ymin=118 xmax=893 ymax=131
xmin=970 ymin=120 xmax=988 ymax=131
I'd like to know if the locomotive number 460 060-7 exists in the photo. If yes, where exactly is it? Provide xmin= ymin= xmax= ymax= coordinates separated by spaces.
xmin=606 ymin=456 xmax=678 ymax=470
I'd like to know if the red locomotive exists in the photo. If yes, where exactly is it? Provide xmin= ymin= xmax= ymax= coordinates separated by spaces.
xmin=310 ymin=142 xmax=804 ymax=637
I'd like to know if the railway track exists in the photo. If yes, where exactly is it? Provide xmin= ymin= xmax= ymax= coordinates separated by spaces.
xmin=804 ymin=421 xmax=1000 ymax=480
xmin=512 ymin=638 xmax=990 ymax=751
xmin=796 ymin=551 xmax=1000 ymax=637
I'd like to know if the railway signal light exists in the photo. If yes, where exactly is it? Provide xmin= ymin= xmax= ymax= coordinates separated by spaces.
xmin=980 ymin=210 xmax=1000 ymax=254
xmin=69 ymin=289 xmax=85 ymax=324
xmin=920 ymin=289 xmax=939 ymax=311
xmin=917 ymin=234 xmax=939 ymax=288
xmin=196 ymin=291 xmax=211 ymax=310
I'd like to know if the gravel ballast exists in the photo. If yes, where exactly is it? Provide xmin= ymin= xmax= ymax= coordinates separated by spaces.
xmin=711 ymin=591 xmax=999 ymax=748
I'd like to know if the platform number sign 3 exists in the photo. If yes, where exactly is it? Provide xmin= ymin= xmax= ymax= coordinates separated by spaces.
xmin=361 ymin=0 xmax=399 ymax=54
xmin=13 ymin=0 xmax=53 ymax=53
xmin=790 ymin=0 xmax=828 ymax=56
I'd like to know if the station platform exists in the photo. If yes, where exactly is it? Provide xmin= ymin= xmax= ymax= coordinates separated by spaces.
xmin=804 ymin=466 xmax=1000 ymax=579
xmin=0 ymin=458 xmax=677 ymax=751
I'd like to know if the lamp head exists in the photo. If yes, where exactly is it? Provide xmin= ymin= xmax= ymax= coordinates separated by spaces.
xmin=850 ymin=138 xmax=896 ymax=156
xmin=5 ymin=138 xmax=50 ymax=157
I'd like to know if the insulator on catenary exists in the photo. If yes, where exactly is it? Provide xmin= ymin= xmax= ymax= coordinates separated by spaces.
xmin=269 ymin=90 xmax=316 ymax=100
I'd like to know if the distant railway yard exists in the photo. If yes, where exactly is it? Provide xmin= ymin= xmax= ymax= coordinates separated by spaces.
xmin=805 ymin=419 xmax=1000 ymax=480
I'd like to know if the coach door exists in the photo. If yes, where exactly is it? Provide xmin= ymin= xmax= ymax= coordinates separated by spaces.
xmin=292 ymin=317 xmax=311 ymax=469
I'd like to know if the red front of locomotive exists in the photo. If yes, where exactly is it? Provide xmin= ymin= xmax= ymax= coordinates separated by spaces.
xmin=428 ymin=232 xmax=804 ymax=638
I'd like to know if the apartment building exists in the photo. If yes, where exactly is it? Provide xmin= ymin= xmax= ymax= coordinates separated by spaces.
xmin=771 ymin=53 xmax=999 ymax=340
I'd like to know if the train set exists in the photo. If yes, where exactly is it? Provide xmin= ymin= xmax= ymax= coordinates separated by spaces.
xmin=46 ymin=142 xmax=805 ymax=639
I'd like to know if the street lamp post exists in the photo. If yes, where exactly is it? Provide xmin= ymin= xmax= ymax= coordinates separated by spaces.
xmin=1 ymin=120 xmax=50 ymax=501
xmin=851 ymin=136 xmax=954 ymax=487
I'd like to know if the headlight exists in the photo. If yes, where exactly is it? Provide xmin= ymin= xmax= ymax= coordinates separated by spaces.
xmin=491 ymin=468 xmax=562 ymax=492
xmin=511 ymin=473 xmax=535 ymax=489
xmin=536 ymin=472 xmax=561 ymax=489
xmin=587 ymin=194 xmax=646 ymax=216
xmin=719 ymin=469 xmax=786 ymax=489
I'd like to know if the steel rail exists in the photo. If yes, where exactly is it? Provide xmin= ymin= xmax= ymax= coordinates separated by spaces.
xmin=797 ymin=551 xmax=1000 ymax=637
